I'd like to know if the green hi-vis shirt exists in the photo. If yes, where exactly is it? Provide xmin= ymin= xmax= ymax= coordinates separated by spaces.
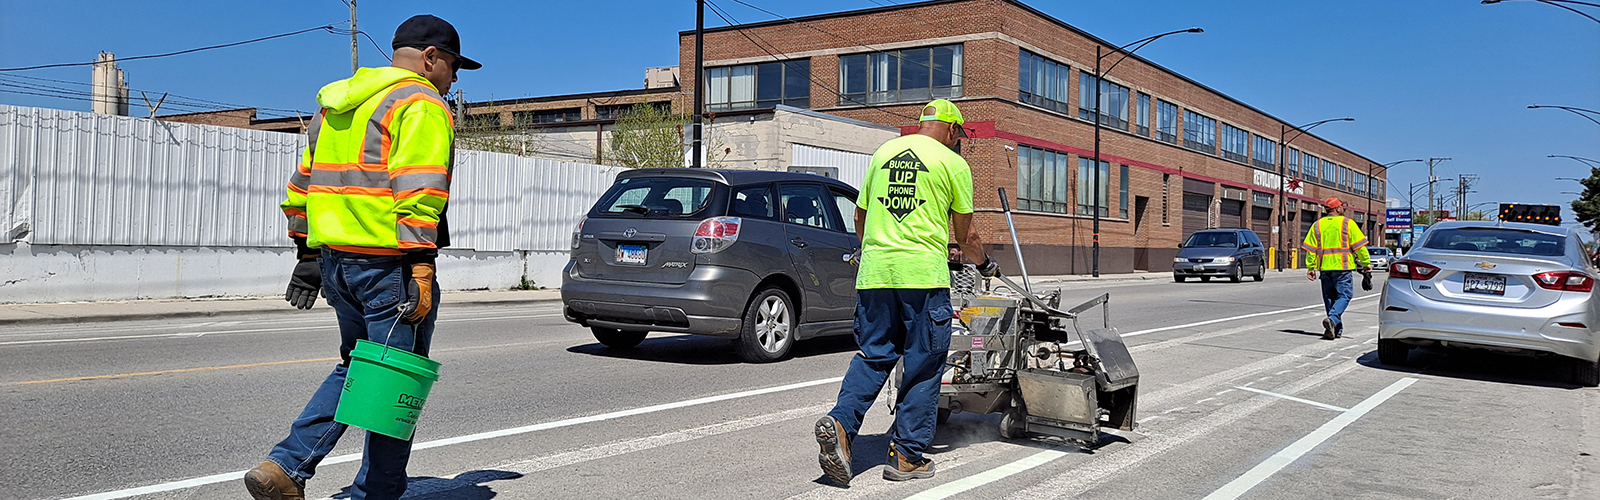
xmin=856 ymin=134 xmax=975 ymax=289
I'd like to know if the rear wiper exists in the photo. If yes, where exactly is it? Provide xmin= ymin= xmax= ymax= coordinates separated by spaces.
xmin=616 ymin=205 xmax=650 ymax=215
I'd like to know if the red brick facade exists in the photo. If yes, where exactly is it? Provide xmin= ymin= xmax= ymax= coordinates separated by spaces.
xmin=679 ymin=0 xmax=1387 ymax=274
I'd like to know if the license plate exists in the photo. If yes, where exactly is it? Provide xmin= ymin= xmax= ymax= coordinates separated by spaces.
xmin=1464 ymin=273 xmax=1506 ymax=295
xmin=1193 ymin=265 xmax=1203 ymax=271
xmin=617 ymin=244 xmax=648 ymax=265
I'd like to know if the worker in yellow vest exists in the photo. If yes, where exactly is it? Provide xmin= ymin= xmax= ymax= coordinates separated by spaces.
xmin=245 ymin=15 xmax=480 ymax=500
xmin=1302 ymin=197 xmax=1370 ymax=340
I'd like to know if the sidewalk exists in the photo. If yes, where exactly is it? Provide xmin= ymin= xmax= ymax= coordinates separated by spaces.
xmin=0 ymin=289 xmax=563 ymax=326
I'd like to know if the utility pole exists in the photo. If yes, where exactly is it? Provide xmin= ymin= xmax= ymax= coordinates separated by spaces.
xmin=1458 ymin=174 xmax=1478 ymax=219
xmin=1425 ymin=157 xmax=1451 ymax=218
xmin=691 ymin=0 xmax=704 ymax=168
xmin=349 ymin=0 xmax=359 ymax=76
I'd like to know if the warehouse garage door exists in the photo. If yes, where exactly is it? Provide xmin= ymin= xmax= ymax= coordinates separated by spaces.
xmin=1219 ymin=199 xmax=1244 ymax=228
xmin=1182 ymin=178 xmax=1215 ymax=239
xmin=1250 ymin=192 xmax=1273 ymax=244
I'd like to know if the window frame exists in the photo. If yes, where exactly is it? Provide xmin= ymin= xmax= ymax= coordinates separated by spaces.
xmin=706 ymin=59 xmax=812 ymax=112
xmin=1183 ymin=110 xmax=1218 ymax=154
xmin=1219 ymin=122 xmax=1248 ymax=163
xmin=840 ymin=44 xmax=963 ymax=106
xmin=1016 ymin=145 xmax=1072 ymax=214
xmin=776 ymin=182 xmax=841 ymax=232
xmin=1156 ymin=100 xmax=1179 ymax=144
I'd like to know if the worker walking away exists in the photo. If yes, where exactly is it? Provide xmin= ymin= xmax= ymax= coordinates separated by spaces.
xmin=244 ymin=15 xmax=480 ymax=500
xmin=1302 ymin=197 xmax=1370 ymax=341
xmin=815 ymin=99 xmax=997 ymax=485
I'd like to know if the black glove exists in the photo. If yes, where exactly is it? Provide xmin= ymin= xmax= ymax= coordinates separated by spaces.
xmin=1360 ymin=268 xmax=1374 ymax=291
xmin=977 ymin=256 xmax=1000 ymax=278
xmin=400 ymin=253 xmax=437 ymax=325
xmin=285 ymin=238 xmax=321 ymax=310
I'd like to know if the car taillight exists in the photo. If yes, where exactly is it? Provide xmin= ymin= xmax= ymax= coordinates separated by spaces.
xmin=571 ymin=217 xmax=586 ymax=250
xmin=691 ymin=217 xmax=741 ymax=254
xmin=1389 ymin=260 xmax=1441 ymax=280
xmin=1534 ymin=271 xmax=1594 ymax=292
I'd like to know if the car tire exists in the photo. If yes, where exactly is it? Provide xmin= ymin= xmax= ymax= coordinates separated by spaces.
xmin=1229 ymin=265 xmax=1242 ymax=283
xmin=1252 ymin=264 xmax=1265 ymax=282
xmin=937 ymin=407 xmax=952 ymax=425
xmin=591 ymin=327 xmax=647 ymax=349
xmin=1377 ymin=339 xmax=1410 ymax=366
xmin=1174 ymin=275 xmax=1186 ymax=283
xmin=735 ymin=286 xmax=795 ymax=363
xmin=999 ymin=407 xmax=1026 ymax=440
xmin=1572 ymin=356 xmax=1600 ymax=387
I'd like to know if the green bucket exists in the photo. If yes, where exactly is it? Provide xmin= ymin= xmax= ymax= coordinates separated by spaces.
xmin=334 ymin=339 xmax=441 ymax=440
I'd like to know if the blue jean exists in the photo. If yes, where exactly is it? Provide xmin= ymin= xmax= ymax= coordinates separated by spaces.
xmin=1320 ymin=270 xmax=1353 ymax=332
xmin=266 ymin=249 xmax=440 ymax=500
xmin=828 ymin=288 xmax=952 ymax=462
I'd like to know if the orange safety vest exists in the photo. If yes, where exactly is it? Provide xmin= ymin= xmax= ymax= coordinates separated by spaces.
xmin=1301 ymin=216 xmax=1371 ymax=271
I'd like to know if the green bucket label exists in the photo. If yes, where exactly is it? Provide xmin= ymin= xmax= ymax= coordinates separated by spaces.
xmin=396 ymin=393 xmax=425 ymax=411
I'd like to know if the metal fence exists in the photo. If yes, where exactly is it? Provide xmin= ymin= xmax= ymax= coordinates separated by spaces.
xmin=0 ymin=104 xmax=620 ymax=252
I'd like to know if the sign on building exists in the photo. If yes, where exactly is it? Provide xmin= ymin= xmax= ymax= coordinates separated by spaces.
xmin=1386 ymin=208 xmax=1412 ymax=229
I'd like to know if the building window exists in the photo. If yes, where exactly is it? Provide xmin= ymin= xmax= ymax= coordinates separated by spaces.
xmin=1136 ymin=93 xmax=1150 ymax=136
xmin=1183 ymin=110 xmax=1217 ymax=154
xmin=1162 ymin=173 xmax=1171 ymax=225
xmin=1286 ymin=148 xmax=1300 ymax=178
xmin=1355 ymin=172 xmax=1368 ymax=197
xmin=1373 ymin=179 xmax=1384 ymax=199
xmin=1303 ymin=154 xmax=1320 ymax=182
xmin=1322 ymin=160 xmax=1338 ymax=187
xmin=707 ymin=59 xmax=810 ymax=112
xmin=1078 ymin=73 xmax=1130 ymax=130
xmin=1017 ymin=145 xmax=1070 ymax=214
xmin=1252 ymin=135 xmax=1276 ymax=170
xmin=1343 ymin=167 xmax=1355 ymax=192
xmin=596 ymin=102 xmax=673 ymax=120
xmin=1078 ymin=157 xmax=1110 ymax=217
xmin=1220 ymin=123 xmax=1248 ymax=163
xmin=841 ymin=45 xmax=961 ymax=105
xmin=1018 ymin=50 xmax=1070 ymax=114
xmin=513 ymin=108 xmax=581 ymax=126
xmin=1156 ymin=100 xmax=1178 ymax=144
xmin=1119 ymin=165 xmax=1130 ymax=219
xmin=462 ymin=112 xmax=500 ymax=130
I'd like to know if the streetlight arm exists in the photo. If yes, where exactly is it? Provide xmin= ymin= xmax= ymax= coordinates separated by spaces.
xmin=1532 ymin=105 xmax=1600 ymax=127
xmin=1099 ymin=28 xmax=1202 ymax=77
xmin=1282 ymin=117 xmax=1355 ymax=146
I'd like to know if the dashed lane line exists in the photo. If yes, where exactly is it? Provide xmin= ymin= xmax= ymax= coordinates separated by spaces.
xmin=1234 ymin=386 xmax=1348 ymax=412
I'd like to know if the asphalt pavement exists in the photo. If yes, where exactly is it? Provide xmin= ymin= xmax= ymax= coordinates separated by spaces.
xmin=4 ymin=272 xmax=1597 ymax=500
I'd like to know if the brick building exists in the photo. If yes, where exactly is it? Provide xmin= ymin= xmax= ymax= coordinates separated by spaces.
xmin=677 ymin=0 xmax=1387 ymax=275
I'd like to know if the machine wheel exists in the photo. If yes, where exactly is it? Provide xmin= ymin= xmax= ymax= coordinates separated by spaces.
xmin=1252 ymin=264 xmax=1265 ymax=282
xmin=937 ymin=407 xmax=952 ymax=425
xmin=735 ymin=287 xmax=795 ymax=363
xmin=1229 ymin=265 xmax=1243 ymax=283
xmin=1573 ymin=356 xmax=1600 ymax=387
xmin=999 ymin=408 xmax=1026 ymax=440
xmin=1377 ymin=339 xmax=1411 ymax=366
xmin=1173 ymin=275 xmax=1186 ymax=283
xmin=591 ymin=327 xmax=647 ymax=349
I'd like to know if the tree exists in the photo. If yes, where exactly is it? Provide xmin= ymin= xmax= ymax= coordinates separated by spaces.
xmin=609 ymin=103 xmax=689 ymax=169
xmin=1572 ymin=166 xmax=1600 ymax=231
xmin=1463 ymin=211 xmax=1490 ymax=221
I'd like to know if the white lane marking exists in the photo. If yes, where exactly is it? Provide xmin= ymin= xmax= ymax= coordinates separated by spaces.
xmin=61 ymin=377 xmax=843 ymax=500
xmin=904 ymin=448 xmax=1073 ymax=500
xmin=1115 ymin=294 xmax=1380 ymax=340
xmin=1001 ymin=355 xmax=1365 ymax=500
xmin=0 ymin=314 xmax=563 ymax=346
xmin=1274 ymin=369 xmax=1294 ymax=375
xmin=1136 ymin=415 xmax=1162 ymax=424
xmin=1214 ymin=389 xmax=1234 ymax=396
xmin=1194 ymin=398 xmax=1216 ymax=404
xmin=366 ymin=403 xmax=834 ymax=500
xmin=1233 ymin=386 xmax=1348 ymax=412
xmin=1161 ymin=407 xmax=1187 ymax=414
xmin=1201 ymin=378 xmax=1418 ymax=500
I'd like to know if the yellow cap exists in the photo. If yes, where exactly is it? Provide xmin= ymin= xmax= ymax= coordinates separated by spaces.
xmin=919 ymin=99 xmax=964 ymax=127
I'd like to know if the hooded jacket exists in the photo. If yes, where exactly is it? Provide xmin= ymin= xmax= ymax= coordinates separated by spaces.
xmin=282 ymin=67 xmax=453 ymax=256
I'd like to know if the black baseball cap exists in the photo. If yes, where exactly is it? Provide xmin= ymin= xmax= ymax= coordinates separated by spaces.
xmin=392 ymin=14 xmax=482 ymax=70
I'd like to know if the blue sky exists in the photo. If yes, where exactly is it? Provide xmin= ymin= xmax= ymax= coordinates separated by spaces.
xmin=2 ymin=0 xmax=1597 ymax=226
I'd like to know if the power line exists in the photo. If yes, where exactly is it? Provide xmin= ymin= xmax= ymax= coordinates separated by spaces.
xmin=0 ymin=75 xmax=310 ymax=118
xmin=0 ymin=24 xmax=345 ymax=72
xmin=330 ymin=28 xmax=392 ymax=62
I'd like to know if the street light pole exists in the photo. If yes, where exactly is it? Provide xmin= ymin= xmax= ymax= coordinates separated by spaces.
xmin=1530 ymin=105 xmax=1600 ymax=127
xmin=691 ymin=0 xmax=704 ymax=168
xmin=1551 ymin=154 xmax=1600 ymax=168
xmin=1484 ymin=0 xmax=1600 ymax=23
xmin=1090 ymin=27 xmax=1202 ymax=277
xmin=1273 ymin=117 xmax=1354 ymax=270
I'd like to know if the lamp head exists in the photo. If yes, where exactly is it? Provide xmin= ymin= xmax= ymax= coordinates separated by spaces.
xmin=1187 ymin=27 xmax=1204 ymax=33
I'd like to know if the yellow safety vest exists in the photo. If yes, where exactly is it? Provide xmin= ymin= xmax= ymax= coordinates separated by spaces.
xmin=281 ymin=67 xmax=454 ymax=255
xmin=1301 ymin=216 xmax=1371 ymax=271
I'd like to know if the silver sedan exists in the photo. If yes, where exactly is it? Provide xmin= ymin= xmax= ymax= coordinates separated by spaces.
xmin=1378 ymin=221 xmax=1600 ymax=386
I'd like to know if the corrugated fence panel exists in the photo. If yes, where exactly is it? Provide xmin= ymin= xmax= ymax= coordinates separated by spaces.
xmin=792 ymin=143 xmax=872 ymax=189
xmin=1 ymin=104 xmax=620 ymax=251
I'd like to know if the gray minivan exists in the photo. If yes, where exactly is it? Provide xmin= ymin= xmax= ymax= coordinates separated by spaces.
xmin=1173 ymin=229 xmax=1267 ymax=283
xmin=561 ymin=169 xmax=860 ymax=362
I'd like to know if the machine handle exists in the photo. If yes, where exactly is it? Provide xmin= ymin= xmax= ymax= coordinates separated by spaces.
xmin=999 ymin=187 xmax=1011 ymax=212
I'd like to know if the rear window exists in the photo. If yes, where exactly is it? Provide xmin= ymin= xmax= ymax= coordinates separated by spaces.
xmin=1368 ymin=248 xmax=1389 ymax=256
xmin=594 ymin=177 xmax=716 ymax=217
xmin=1183 ymin=231 xmax=1238 ymax=248
xmin=1422 ymin=227 xmax=1567 ymax=257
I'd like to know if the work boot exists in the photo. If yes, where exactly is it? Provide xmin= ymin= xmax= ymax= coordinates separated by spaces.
xmin=243 ymin=460 xmax=304 ymax=500
xmin=884 ymin=443 xmax=935 ymax=481
xmin=815 ymin=415 xmax=853 ymax=486
xmin=1322 ymin=318 xmax=1336 ymax=340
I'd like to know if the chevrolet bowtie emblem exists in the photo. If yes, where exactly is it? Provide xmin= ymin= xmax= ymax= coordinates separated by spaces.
xmin=1475 ymin=262 xmax=1497 ymax=269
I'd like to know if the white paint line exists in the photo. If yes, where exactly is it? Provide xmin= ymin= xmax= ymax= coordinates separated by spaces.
xmin=0 ymin=314 xmax=562 ymax=346
xmin=1296 ymin=363 xmax=1312 ymax=368
xmin=1194 ymin=397 xmax=1216 ymax=404
xmin=904 ymin=449 xmax=1073 ymax=500
xmin=1214 ymin=389 xmax=1234 ymax=396
xmin=1057 ymin=294 xmax=1381 ymax=349
xmin=1274 ymin=369 xmax=1294 ymax=375
xmin=1257 ymin=376 xmax=1273 ymax=381
xmin=1201 ymin=378 xmax=1418 ymax=500
xmin=1136 ymin=415 xmax=1162 ymax=424
xmin=1339 ymin=344 xmax=1363 ymax=351
xmin=1233 ymin=386 xmax=1348 ymax=412
xmin=61 ymin=377 xmax=843 ymax=500
xmin=1161 ymin=407 xmax=1187 ymax=414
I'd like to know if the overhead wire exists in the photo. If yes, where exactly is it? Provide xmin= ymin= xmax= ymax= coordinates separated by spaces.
xmin=0 ymin=75 xmax=310 ymax=118
xmin=0 ymin=24 xmax=347 ymax=72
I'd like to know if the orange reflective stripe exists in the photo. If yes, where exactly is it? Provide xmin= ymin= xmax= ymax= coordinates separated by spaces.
xmin=368 ymin=85 xmax=448 ymax=165
xmin=398 ymin=217 xmax=437 ymax=229
xmin=283 ymin=208 xmax=307 ymax=218
xmin=314 ymin=162 xmax=389 ymax=173
xmin=398 ymin=241 xmax=435 ymax=249
xmin=395 ymin=187 xmax=448 ymax=200
xmin=308 ymin=185 xmax=394 ymax=197
xmin=389 ymin=165 xmax=448 ymax=177
xmin=287 ymin=182 xmax=308 ymax=195
xmin=327 ymin=244 xmax=403 ymax=256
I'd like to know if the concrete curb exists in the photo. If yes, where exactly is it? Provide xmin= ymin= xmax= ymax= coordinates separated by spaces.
xmin=0 ymin=294 xmax=564 ymax=327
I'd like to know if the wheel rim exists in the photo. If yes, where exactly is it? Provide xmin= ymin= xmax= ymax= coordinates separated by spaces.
xmin=755 ymin=295 xmax=791 ymax=353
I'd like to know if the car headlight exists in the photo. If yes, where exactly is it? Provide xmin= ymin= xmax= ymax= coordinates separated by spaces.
xmin=1213 ymin=257 xmax=1234 ymax=263
xmin=1174 ymin=257 xmax=1186 ymax=263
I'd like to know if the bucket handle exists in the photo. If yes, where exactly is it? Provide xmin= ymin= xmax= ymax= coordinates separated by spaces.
xmin=373 ymin=301 xmax=416 ymax=360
